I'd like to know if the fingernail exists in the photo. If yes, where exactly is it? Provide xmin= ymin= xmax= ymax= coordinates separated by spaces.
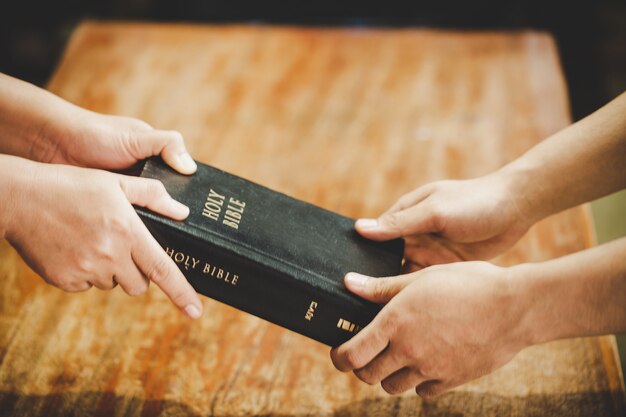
xmin=170 ymin=199 xmax=190 ymax=219
xmin=356 ymin=218 xmax=378 ymax=229
xmin=345 ymin=272 xmax=369 ymax=290
xmin=177 ymin=153 xmax=197 ymax=173
xmin=184 ymin=304 xmax=202 ymax=319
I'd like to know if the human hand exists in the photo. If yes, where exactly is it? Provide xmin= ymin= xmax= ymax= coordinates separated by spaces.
xmin=36 ymin=106 xmax=197 ymax=174
xmin=3 ymin=157 xmax=203 ymax=318
xmin=0 ymin=73 xmax=195 ymax=174
xmin=355 ymin=174 xmax=532 ymax=270
xmin=330 ymin=262 xmax=531 ymax=398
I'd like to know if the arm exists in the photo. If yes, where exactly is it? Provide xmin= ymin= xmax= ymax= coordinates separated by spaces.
xmin=0 ymin=73 xmax=204 ymax=317
xmin=0 ymin=72 xmax=196 ymax=173
xmin=330 ymin=237 xmax=626 ymax=397
xmin=503 ymin=91 xmax=626 ymax=222
xmin=355 ymin=91 xmax=626 ymax=266
xmin=0 ymin=154 xmax=203 ymax=318
xmin=516 ymin=236 xmax=626 ymax=342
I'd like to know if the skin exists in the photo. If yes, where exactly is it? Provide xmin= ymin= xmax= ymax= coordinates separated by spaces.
xmin=0 ymin=73 xmax=203 ymax=319
xmin=331 ymin=91 xmax=626 ymax=397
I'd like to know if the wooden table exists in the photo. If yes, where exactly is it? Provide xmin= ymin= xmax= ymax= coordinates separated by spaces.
xmin=0 ymin=22 xmax=624 ymax=417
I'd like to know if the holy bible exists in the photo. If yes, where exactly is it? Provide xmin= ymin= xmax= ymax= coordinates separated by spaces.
xmin=136 ymin=157 xmax=404 ymax=346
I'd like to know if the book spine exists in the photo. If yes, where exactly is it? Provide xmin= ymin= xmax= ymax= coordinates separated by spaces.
xmin=139 ymin=214 xmax=379 ymax=346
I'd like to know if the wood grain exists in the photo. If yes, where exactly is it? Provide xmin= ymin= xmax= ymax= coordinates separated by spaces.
xmin=0 ymin=22 xmax=624 ymax=416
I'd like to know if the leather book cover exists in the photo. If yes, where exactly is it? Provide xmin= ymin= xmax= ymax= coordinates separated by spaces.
xmin=136 ymin=157 xmax=404 ymax=346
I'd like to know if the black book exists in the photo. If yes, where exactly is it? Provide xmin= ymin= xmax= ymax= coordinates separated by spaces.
xmin=136 ymin=157 xmax=404 ymax=346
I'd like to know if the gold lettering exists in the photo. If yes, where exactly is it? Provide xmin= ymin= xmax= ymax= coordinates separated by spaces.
xmin=202 ymin=189 xmax=226 ymax=221
xmin=222 ymin=197 xmax=246 ymax=230
xmin=209 ymin=189 xmax=226 ymax=200
xmin=201 ymin=263 xmax=239 ymax=285
xmin=202 ymin=208 xmax=219 ymax=221
xmin=204 ymin=200 xmax=222 ymax=211
xmin=305 ymin=301 xmax=318 ymax=321
xmin=163 ymin=253 xmax=238 ymax=285
xmin=222 ymin=219 xmax=239 ymax=229
xmin=228 ymin=197 xmax=246 ymax=210
xmin=200 ymin=191 xmax=246 ymax=230
xmin=225 ymin=209 xmax=242 ymax=220
xmin=336 ymin=318 xmax=360 ymax=333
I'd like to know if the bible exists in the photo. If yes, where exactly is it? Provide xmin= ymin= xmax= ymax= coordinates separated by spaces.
xmin=136 ymin=157 xmax=404 ymax=346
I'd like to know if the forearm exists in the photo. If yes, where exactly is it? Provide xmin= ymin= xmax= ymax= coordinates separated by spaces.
xmin=0 ymin=154 xmax=36 ymax=240
xmin=499 ymin=92 xmax=626 ymax=223
xmin=0 ymin=73 xmax=80 ymax=162
xmin=513 ymin=237 xmax=626 ymax=345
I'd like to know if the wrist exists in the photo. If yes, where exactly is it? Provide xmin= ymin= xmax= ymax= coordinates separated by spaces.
xmin=26 ymin=98 xmax=85 ymax=165
xmin=496 ymin=264 xmax=539 ymax=350
xmin=0 ymin=74 xmax=80 ymax=164
xmin=507 ymin=262 xmax=566 ymax=346
xmin=0 ymin=155 xmax=36 ymax=240
xmin=495 ymin=160 xmax=551 ymax=225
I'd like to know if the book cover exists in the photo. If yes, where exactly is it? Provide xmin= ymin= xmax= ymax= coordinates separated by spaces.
xmin=136 ymin=157 xmax=404 ymax=346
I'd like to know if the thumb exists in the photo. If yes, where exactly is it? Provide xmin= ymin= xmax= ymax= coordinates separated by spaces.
xmin=128 ymin=130 xmax=197 ymax=175
xmin=355 ymin=203 xmax=441 ymax=241
xmin=344 ymin=272 xmax=415 ymax=304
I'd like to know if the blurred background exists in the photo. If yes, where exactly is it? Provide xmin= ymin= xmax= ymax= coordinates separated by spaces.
xmin=1 ymin=0 xmax=625 ymax=120
xmin=1 ymin=0 xmax=625 ymax=369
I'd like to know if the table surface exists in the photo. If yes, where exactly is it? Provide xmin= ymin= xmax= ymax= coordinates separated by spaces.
xmin=0 ymin=22 xmax=624 ymax=417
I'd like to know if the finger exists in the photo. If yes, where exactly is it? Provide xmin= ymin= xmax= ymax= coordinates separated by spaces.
xmin=415 ymin=380 xmax=448 ymax=399
xmin=114 ymin=259 xmax=151 ymax=297
xmin=89 ymin=274 xmax=118 ymax=291
xmin=131 ymin=219 xmax=203 ymax=319
xmin=60 ymin=281 xmax=93 ymax=293
xmin=456 ymin=231 xmax=523 ymax=260
xmin=119 ymin=176 xmax=189 ymax=221
xmin=344 ymin=272 xmax=416 ymax=304
xmin=381 ymin=367 xmax=428 ymax=395
xmin=403 ymin=235 xmax=465 ymax=266
xmin=383 ymin=184 xmax=434 ymax=215
xmin=330 ymin=313 xmax=390 ymax=372
xmin=127 ymin=130 xmax=197 ymax=175
xmin=353 ymin=345 xmax=404 ymax=385
xmin=355 ymin=203 xmax=442 ymax=241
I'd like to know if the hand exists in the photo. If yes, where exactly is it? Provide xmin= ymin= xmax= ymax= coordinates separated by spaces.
xmin=355 ymin=174 xmax=532 ymax=270
xmin=3 ymin=157 xmax=203 ymax=318
xmin=37 ymin=107 xmax=197 ymax=174
xmin=0 ymin=73 xmax=196 ymax=174
xmin=330 ymin=262 xmax=531 ymax=398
